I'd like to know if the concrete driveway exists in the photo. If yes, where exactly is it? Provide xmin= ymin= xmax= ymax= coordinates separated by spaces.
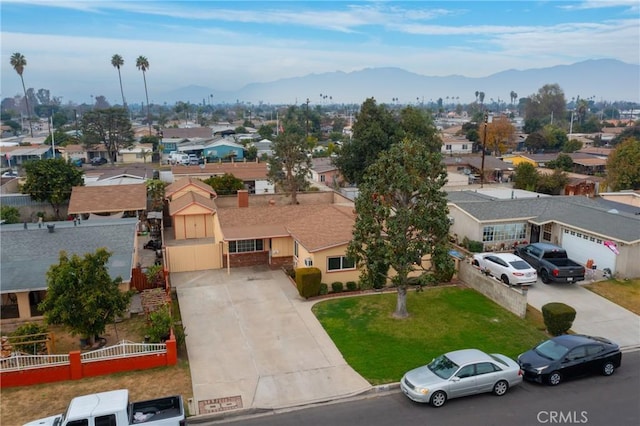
xmin=526 ymin=279 xmax=640 ymax=350
xmin=171 ymin=266 xmax=371 ymax=417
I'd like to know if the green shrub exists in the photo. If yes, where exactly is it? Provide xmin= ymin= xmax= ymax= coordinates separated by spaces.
xmin=331 ymin=282 xmax=344 ymax=293
xmin=295 ymin=267 xmax=322 ymax=298
xmin=0 ymin=205 xmax=20 ymax=224
xmin=10 ymin=322 xmax=49 ymax=355
xmin=319 ymin=283 xmax=329 ymax=295
xmin=346 ymin=281 xmax=358 ymax=291
xmin=467 ymin=240 xmax=484 ymax=252
xmin=541 ymin=302 xmax=576 ymax=336
xmin=146 ymin=304 xmax=173 ymax=343
xmin=284 ymin=266 xmax=296 ymax=279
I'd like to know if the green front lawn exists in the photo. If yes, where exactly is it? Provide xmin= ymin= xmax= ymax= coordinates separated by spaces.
xmin=312 ymin=286 xmax=549 ymax=385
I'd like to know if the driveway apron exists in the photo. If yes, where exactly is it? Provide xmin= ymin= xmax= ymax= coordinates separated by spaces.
xmin=172 ymin=266 xmax=371 ymax=416
xmin=526 ymin=281 xmax=640 ymax=350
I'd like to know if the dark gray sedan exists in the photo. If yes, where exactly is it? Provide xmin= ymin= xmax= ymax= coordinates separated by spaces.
xmin=518 ymin=334 xmax=622 ymax=386
xmin=400 ymin=349 xmax=523 ymax=407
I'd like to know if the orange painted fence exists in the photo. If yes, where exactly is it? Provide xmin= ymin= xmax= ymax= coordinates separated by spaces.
xmin=0 ymin=334 xmax=177 ymax=388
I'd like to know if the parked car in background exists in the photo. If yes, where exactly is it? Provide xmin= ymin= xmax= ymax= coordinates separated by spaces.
xmin=514 ymin=242 xmax=585 ymax=284
xmin=90 ymin=156 xmax=107 ymax=165
xmin=400 ymin=348 xmax=523 ymax=407
xmin=471 ymin=252 xmax=537 ymax=285
xmin=1 ymin=170 xmax=18 ymax=178
xmin=518 ymin=334 xmax=622 ymax=386
xmin=188 ymin=154 xmax=199 ymax=165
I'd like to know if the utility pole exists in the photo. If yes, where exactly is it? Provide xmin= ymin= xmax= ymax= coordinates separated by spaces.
xmin=480 ymin=112 xmax=492 ymax=188
xmin=305 ymin=98 xmax=310 ymax=139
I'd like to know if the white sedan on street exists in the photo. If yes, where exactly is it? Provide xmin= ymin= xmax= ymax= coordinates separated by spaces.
xmin=472 ymin=252 xmax=537 ymax=285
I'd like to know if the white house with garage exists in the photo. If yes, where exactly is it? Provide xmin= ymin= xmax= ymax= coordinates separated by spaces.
xmin=447 ymin=190 xmax=640 ymax=279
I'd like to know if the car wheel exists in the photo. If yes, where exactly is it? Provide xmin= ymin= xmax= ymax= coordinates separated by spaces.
xmin=493 ymin=380 xmax=509 ymax=396
xmin=501 ymin=275 xmax=510 ymax=285
xmin=547 ymin=371 xmax=562 ymax=386
xmin=430 ymin=390 xmax=447 ymax=408
xmin=602 ymin=361 xmax=615 ymax=376
xmin=540 ymin=270 xmax=550 ymax=284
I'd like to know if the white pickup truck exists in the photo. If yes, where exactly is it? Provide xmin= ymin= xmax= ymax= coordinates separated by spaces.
xmin=23 ymin=389 xmax=186 ymax=426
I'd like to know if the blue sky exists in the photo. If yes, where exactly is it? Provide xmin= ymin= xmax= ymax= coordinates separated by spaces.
xmin=1 ymin=0 xmax=638 ymax=104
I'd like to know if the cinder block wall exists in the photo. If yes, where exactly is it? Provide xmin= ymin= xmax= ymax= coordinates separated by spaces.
xmin=458 ymin=260 xmax=528 ymax=318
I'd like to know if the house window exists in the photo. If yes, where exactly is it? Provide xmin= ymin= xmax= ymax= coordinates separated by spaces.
xmin=320 ymin=175 xmax=325 ymax=182
xmin=482 ymin=223 xmax=526 ymax=242
xmin=229 ymin=239 xmax=264 ymax=253
xmin=294 ymin=241 xmax=299 ymax=257
xmin=543 ymin=223 xmax=552 ymax=241
xmin=327 ymin=256 xmax=356 ymax=271
xmin=462 ymin=144 xmax=468 ymax=150
xmin=445 ymin=144 xmax=452 ymax=151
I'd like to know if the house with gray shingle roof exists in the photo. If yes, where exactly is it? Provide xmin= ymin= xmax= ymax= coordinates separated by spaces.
xmin=447 ymin=190 xmax=640 ymax=278
xmin=0 ymin=218 xmax=138 ymax=321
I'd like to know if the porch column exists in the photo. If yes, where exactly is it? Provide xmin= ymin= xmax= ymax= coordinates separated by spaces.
xmin=16 ymin=292 xmax=31 ymax=320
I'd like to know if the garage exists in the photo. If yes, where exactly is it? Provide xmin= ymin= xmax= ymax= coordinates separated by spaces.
xmin=560 ymin=229 xmax=617 ymax=273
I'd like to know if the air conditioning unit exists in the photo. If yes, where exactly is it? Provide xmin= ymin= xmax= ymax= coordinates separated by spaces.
xmin=304 ymin=258 xmax=313 ymax=267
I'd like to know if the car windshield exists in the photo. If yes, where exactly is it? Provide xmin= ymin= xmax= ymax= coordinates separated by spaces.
xmin=509 ymin=260 xmax=533 ymax=270
xmin=428 ymin=354 xmax=460 ymax=379
xmin=535 ymin=339 xmax=569 ymax=361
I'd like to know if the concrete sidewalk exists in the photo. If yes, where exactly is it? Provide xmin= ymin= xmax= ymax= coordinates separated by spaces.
xmin=526 ymin=280 xmax=640 ymax=350
xmin=172 ymin=267 xmax=371 ymax=418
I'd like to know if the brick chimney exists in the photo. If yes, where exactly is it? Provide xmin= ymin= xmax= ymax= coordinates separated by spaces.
xmin=238 ymin=189 xmax=249 ymax=208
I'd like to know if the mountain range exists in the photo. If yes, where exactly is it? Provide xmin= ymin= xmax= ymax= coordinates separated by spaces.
xmin=158 ymin=59 xmax=639 ymax=106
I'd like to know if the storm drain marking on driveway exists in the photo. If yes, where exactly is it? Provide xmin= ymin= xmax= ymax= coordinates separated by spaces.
xmin=198 ymin=395 xmax=243 ymax=414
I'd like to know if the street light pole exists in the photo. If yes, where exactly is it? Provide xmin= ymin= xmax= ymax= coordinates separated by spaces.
xmin=480 ymin=112 xmax=489 ymax=188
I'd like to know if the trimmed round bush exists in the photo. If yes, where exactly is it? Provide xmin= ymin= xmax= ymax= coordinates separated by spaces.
xmin=331 ymin=282 xmax=344 ymax=293
xmin=346 ymin=281 xmax=358 ymax=291
xmin=541 ymin=302 xmax=577 ymax=336
xmin=319 ymin=283 xmax=328 ymax=295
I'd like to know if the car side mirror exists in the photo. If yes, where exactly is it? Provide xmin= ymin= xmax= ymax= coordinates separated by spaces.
xmin=451 ymin=376 xmax=460 ymax=382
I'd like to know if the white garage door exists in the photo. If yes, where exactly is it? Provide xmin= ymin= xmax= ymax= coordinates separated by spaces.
xmin=560 ymin=229 xmax=617 ymax=273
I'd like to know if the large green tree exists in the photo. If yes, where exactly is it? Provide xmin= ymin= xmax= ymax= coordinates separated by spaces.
xmin=606 ymin=138 xmax=640 ymax=191
xmin=513 ymin=162 xmax=538 ymax=191
xmin=333 ymin=98 xmax=398 ymax=185
xmin=22 ymin=158 xmax=83 ymax=219
xmin=348 ymin=137 xmax=452 ymax=318
xmin=524 ymin=84 xmax=567 ymax=125
xmin=203 ymin=173 xmax=244 ymax=195
xmin=266 ymin=119 xmax=312 ymax=205
xmin=10 ymin=52 xmax=33 ymax=137
xmin=81 ymin=107 xmax=135 ymax=162
xmin=39 ymin=249 xmax=132 ymax=345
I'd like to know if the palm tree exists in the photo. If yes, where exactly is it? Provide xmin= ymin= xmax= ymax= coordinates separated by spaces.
xmin=111 ymin=54 xmax=127 ymax=109
xmin=136 ymin=55 xmax=151 ymax=136
xmin=479 ymin=91 xmax=485 ymax=106
xmin=475 ymin=91 xmax=479 ymax=103
xmin=10 ymin=52 xmax=33 ymax=137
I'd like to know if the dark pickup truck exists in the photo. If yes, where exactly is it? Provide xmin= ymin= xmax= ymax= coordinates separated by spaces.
xmin=514 ymin=242 xmax=585 ymax=284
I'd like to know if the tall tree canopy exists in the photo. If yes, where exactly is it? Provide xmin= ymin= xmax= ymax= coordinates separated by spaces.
xmin=524 ymin=84 xmax=567 ymax=125
xmin=266 ymin=110 xmax=312 ymax=204
xmin=10 ymin=52 xmax=33 ymax=137
xmin=513 ymin=162 xmax=538 ymax=191
xmin=348 ymin=136 xmax=453 ymax=318
xmin=606 ymin=138 xmax=640 ymax=191
xmin=40 ymin=248 xmax=132 ymax=345
xmin=333 ymin=98 xmax=398 ymax=185
xmin=81 ymin=107 xmax=134 ymax=162
xmin=203 ymin=173 xmax=244 ymax=195
xmin=22 ymin=158 xmax=83 ymax=219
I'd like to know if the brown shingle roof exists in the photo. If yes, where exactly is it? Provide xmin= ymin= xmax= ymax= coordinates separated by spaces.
xmin=217 ymin=203 xmax=355 ymax=251
xmin=165 ymin=177 xmax=217 ymax=199
xmin=169 ymin=191 xmax=217 ymax=215
xmin=161 ymin=127 xmax=212 ymax=139
xmin=171 ymin=162 xmax=268 ymax=180
xmin=68 ymin=184 xmax=147 ymax=214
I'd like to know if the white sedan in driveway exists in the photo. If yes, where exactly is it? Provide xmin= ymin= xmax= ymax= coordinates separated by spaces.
xmin=400 ymin=349 xmax=523 ymax=407
xmin=472 ymin=252 xmax=537 ymax=285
